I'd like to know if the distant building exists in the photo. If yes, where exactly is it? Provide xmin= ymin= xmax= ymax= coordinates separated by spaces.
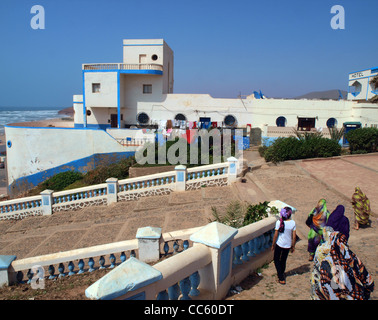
xmin=348 ymin=67 xmax=378 ymax=101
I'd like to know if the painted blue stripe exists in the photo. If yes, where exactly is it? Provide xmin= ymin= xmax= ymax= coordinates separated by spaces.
xmin=5 ymin=125 xmax=106 ymax=131
xmin=117 ymin=71 xmax=121 ymax=128
xmin=349 ymin=66 xmax=378 ymax=74
xmin=83 ymin=70 xmax=163 ymax=75
xmin=73 ymin=101 xmax=83 ymax=104
xmin=82 ymin=70 xmax=87 ymax=128
xmin=8 ymin=151 xmax=135 ymax=195
xmin=74 ymin=123 xmax=111 ymax=130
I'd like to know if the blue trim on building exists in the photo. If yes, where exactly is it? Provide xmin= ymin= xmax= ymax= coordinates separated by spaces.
xmin=117 ymin=71 xmax=121 ymax=128
xmin=8 ymin=151 xmax=135 ymax=194
xmin=82 ymin=70 xmax=87 ymax=128
xmin=83 ymin=70 xmax=163 ymax=75
xmin=74 ymin=123 xmax=111 ymax=130
xmin=349 ymin=66 xmax=378 ymax=74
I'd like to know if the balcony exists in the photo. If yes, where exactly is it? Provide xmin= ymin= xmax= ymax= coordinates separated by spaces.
xmin=82 ymin=63 xmax=163 ymax=75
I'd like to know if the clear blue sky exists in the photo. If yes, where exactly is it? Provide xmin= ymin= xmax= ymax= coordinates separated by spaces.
xmin=0 ymin=0 xmax=377 ymax=107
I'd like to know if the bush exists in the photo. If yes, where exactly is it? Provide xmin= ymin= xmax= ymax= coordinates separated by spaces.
xmin=40 ymin=171 xmax=83 ymax=192
xmin=263 ymin=137 xmax=302 ymax=163
xmin=345 ymin=127 xmax=378 ymax=154
xmin=210 ymin=200 xmax=275 ymax=228
xmin=82 ymin=157 xmax=136 ymax=185
xmin=263 ymin=135 xmax=341 ymax=163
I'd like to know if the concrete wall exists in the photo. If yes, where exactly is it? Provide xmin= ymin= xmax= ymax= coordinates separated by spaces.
xmin=4 ymin=126 xmax=137 ymax=196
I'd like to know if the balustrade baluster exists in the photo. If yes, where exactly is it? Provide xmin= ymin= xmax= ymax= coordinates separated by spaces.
xmin=183 ymin=240 xmax=189 ymax=250
xmin=163 ymin=242 xmax=169 ymax=255
xmin=109 ymin=254 xmax=116 ymax=268
xmin=68 ymin=261 xmax=75 ymax=275
xmin=156 ymin=290 xmax=169 ymax=300
xmin=241 ymin=242 xmax=250 ymax=262
xmin=248 ymin=238 xmax=256 ymax=257
xmin=179 ymin=277 xmax=191 ymax=300
xmin=189 ymin=271 xmax=200 ymax=296
xmin=168 ymin=283 xmax=180 ymax=300
xmin=58 ymin=263 xmax=65 ymax=278
xmin=48 ymin=265 xmax=55 ymax=279
xmin=130 ymin=250 xmax=136 ymax=258
xmin=120 ymin=252 xmax=126 ymax=263
xmin=99 ymin=256 xmax=105 ymax=269
xmin=78 ymin=259 xmax=85 ymax=274
xmin=233 ymin=245 xmax=243 ymax=265
xmin=88 ymin=257 xmax=95 ymax=272
xmin=173 ymin=241 xmax=179 ymax=254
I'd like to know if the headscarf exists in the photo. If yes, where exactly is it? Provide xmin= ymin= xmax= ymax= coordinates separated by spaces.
xmin=309 ymin=199 xmax=330 ymax=231
xmin=351 ymin=187 xmax=371 ymax=225
xmin=326 ymin=205 xmax=350 ymax=240
xmin=278 ymin=207 xmax=292 ymax=233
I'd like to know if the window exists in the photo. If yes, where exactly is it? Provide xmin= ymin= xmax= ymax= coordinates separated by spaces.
xmin=297 ymin=117 xmax=316 ymax=131
xmin=143 ymin=84 xmax=152 ymax=94
xmin=326 ymin=118 xmax=337 ymax=128
xmin=349 ymin=81 xmax=362 ymax=97
xmin=137 ymin=112 xmax=150 ymax=125
xmin=92 ymin=83 xmax=100 ymax=93
xmin=224 ymin=115 xmax=237 ymax=127
xmin=151 ymin=54 xmax=158 ymax=61
xmin=276 ymin=116 xmax=287 ymax=127
xmin=175 ymin=113 xmax=187 ymax=121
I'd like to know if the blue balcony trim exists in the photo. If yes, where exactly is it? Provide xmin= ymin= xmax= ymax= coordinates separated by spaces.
xmin=83 ymin=70 xmax=163 ymax=75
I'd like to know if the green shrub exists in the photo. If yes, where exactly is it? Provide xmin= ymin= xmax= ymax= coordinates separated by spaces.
xmin=82 ymin=157 xmax=136 ymax=185
xmin=210 ymin=200 xmax=274 ymax=228
xmin=345 ymin=127 xmax=378 ymax=153
xmin=40 ymin=171 xmax=83 ymax=191
xmin=263 ymin=137 xmax=302 ymax=163
xmin=263 ymin=135 xmax=341 ymax=163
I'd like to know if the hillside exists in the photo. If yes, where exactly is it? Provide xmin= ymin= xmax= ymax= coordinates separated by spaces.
xmin=294 ymin=89 xmax=347 ymax=100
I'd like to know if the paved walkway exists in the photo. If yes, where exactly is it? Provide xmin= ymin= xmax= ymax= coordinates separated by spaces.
xmin=0 ymin=151 xmax=377 ymax=300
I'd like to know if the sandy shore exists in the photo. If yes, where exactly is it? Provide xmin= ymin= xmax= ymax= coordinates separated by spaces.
xmin=1 ymin=117 xmax=74 ymax=145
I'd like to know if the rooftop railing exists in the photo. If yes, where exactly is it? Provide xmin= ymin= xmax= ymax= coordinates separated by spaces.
xmin=82 ymin=63 xmax=163 ymax=72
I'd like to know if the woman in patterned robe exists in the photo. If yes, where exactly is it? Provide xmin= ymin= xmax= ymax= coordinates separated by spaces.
xmin=351 ymin=187 xmax=371 ymax=230
xmin=310 ymin=227 xmax=374 ymax=300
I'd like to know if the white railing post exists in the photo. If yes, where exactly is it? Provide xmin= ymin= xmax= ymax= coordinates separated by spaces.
xmin=175 ymin=165 xmax=187 ymax=191
xmin=227 ymin=157 xmax=238 ymax=184
xmin=136 ymin=227 xmax=162 ymax=263
xmin=106 ymin=178 xmax=118 ymax=205
xmin=190 ymin=222 xmax=238 ymax=300
xmin=40 ymin=189 xmax=54 ymax=216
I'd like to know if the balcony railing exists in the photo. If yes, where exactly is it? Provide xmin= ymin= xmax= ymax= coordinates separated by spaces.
xmin=82 ymin=63 xmax=163 ymax=72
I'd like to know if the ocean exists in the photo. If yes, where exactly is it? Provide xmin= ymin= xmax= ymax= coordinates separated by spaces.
xmin=0 ymin=106 xmax=65 ymax=134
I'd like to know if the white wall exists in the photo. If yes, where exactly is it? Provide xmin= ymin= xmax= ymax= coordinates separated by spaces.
xmin=85 ymin=72 xmax=118 ymax=108
xmin=5 ymin=126 xmax=137 ymax=194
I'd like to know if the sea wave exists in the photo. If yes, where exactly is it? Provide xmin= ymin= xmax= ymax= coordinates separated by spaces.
xmin=0 ymin=106 xmax=65 ymax=133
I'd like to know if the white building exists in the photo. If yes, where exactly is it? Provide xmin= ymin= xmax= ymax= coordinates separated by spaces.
xmin=348 ymin=67 xmax=378 ymax=101
xmin=4 ymin=39 xmax=378 ymax=196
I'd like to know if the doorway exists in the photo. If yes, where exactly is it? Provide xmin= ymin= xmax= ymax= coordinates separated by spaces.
xmin=110 ymin=114 xmax=118 ymax=128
